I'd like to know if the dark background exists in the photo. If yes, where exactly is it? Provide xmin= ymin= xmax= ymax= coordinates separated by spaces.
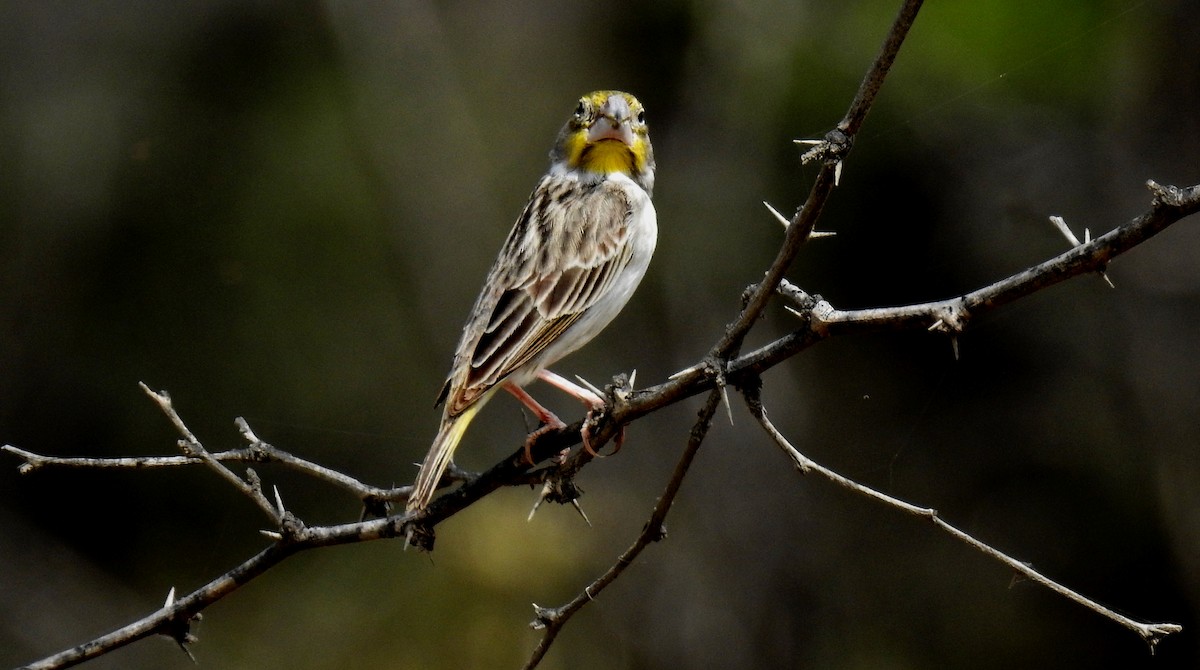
xmin=3 ymin=1 xmax=1199 ymax=668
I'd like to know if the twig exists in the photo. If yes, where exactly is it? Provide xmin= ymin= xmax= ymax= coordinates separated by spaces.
xmin=522 ymin=387 xmax=725 ymax=669
xmin=730 ymin=180 xmax=1200 ymax=381
xmin=741 ymin=380 xmax=1182 ymax=650
xmin=232 ymin=417 xmax=410 ymax=503
xmin=1 ymin=444 xmax=238 ymax=473
xmin=3 ymin=423 xmax=414 ymax=506
xmin=138 ymin=383 xmax=281 ymax=524
xmin=16 ymin=502 xmax=425 ymax=668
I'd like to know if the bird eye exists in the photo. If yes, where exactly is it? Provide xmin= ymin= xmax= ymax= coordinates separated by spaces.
xmin=574 ymin=101 xmax=588 ymax=119
xmin=636 ymin=109 xmax=646 ymax=124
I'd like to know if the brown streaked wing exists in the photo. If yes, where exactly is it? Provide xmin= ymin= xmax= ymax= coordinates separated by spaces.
xmin=441 ymin=175 xmax=634 ymax=416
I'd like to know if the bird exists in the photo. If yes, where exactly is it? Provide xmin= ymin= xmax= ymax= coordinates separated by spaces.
xmin=406 ymin=90 xmax=657 ymax=514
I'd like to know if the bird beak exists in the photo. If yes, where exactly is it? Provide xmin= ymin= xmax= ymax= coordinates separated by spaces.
xmin=586 ymin=95 xmax=636 ymax=147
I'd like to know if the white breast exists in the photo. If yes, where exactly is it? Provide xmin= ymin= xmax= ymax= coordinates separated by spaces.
xmin=525 ymin=172 xmax=657 ymax=374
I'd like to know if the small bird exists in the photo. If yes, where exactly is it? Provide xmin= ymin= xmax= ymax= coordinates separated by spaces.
xmin=406 ymin=91 xmax=658 ymax=514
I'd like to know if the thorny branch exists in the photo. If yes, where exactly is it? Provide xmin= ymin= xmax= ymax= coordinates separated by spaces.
xmin=5 ymin=0 xmax=1200 ymax=665
xmin=2 ymin=418 xmax=426 ymax=510
xmin=740 ymin=379 xmax=1183 ymax=651
xmin=711 ymin=0 xmax=925 ymax=362
xmin=10 ymin=173 xmax=1180 ymax=670
xmin=522 ymin=388 xmax=724 ymax=670
xmin=138 ymin=383 xmax=281 ymax=525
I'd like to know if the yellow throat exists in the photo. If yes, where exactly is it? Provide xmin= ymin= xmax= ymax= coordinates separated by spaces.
xmin=559 ymin=91 xmax=652 ymax=179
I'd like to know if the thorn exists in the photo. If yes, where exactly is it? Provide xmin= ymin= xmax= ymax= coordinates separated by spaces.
xmin=784 ymin=305 xmax=804 ymax=319
xmin=1050 ymin=216 xmax=1115 ymax=287
xmin=528 ymin=482 xmax=550 ymax=521
xmin=927 ymin=319 xmax=944 ymax=332
xmin=161 ymin=586 xmax=200 ymax=663
xmin=669 ymin=364 xmax=701 ymax=380
xmin=273 ymin=485 xmax=286 ymax=515
xmin=834 ymin=160 xmax=843 ymax=186
xmin=765 ymin=201 xmax=835 ymax=239
xmin=570 ymin=499 xmax=593 ymax=527
xmin=573 ymin=374 xmax=605 ymax=399
xmin=1049 ymin=215 xmax=1082 ymax=247
xmin=763 ymin=200 xmax=792 ymax=228
xmin=950 ymin=336 xmax=960 ymax=360
xmin=260 ymin=529 xmax=283 ymax=540
xmin=708 ymin=361 xmax=735 ymax=426
xmin=178 ymin=641 xmax=198 ymax=664
xmin=628 ymin=369 xmax=637 ymax=389
xmin=793 ymin=139 xmax=823 ymax=146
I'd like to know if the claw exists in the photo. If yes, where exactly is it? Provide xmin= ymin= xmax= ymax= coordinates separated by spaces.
xmin=581 ymin=420 xmax=600 ymax=457
xmin=610 ymin=425 xmax=626 ymax=455
xmin=522 ymin=416 xmax=566 ymax=465
xmin=580 ymin=410 xmax=626 ymax=458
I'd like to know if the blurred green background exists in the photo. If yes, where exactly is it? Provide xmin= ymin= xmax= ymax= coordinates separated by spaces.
xmin=3 ymin=1 xmax=1199 ymax=668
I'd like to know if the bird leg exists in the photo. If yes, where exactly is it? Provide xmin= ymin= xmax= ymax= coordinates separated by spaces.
xmin=536 ymin=370 xmax=622 ymax=457
xmin=505 ymin=371 xmax=625 ymax=463
xmin=504 ymin=382 xmax=567 ymax=465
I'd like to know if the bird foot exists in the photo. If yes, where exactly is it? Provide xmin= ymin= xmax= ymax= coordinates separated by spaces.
xmin=522 ymin=415 xmax=567 ymax=465
xmin=581 ymin=412 xmax=626 ymax=458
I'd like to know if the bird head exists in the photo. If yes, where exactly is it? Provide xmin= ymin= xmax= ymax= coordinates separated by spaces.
xmin=553 ymin=90 xmax=655 ymax=194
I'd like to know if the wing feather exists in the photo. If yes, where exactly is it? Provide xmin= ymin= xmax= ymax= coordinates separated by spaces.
xmin=440 ymin=174 xmax=636 ymax=416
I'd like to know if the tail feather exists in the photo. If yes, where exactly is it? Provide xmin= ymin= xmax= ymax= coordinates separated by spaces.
xmin=407 ymin=403 xmax=481 ymax=512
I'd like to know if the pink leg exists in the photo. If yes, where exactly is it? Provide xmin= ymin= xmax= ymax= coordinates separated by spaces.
xmin=537 ymin=370 xmax=614 ymax=457
xmin=504 ymin=382 xmax=565 ymax=425
xmin=504 ymin=382 xmax=565 ymax=465
xmin=536 ymin=370 xmax=604 ymax=409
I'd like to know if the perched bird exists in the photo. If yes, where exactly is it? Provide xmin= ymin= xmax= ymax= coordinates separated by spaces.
xmin=407 ymin=90 xmax=657 ymax=513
